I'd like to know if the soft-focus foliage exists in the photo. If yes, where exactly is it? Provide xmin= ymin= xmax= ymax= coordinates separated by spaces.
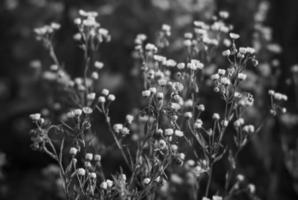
xmin=1 ymin=0 xmax=298 ymax=200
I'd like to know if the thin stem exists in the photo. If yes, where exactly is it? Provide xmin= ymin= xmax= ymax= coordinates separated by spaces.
xmin=205 ymin=163 xmax=213 ymax=197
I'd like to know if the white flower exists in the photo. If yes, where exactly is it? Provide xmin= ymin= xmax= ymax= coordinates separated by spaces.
xmin=174 ymin=130 xmax=184 ymax=137
xmin=113 ymin=123 xmax=123 ymax=133
xmin=85 ymin=153 xmax=93 ymax=161
xmin=234 ymin=118 xmax=244 ymax=127
xmin=77 ymin=168 xmax=86 ymax=176
xmin=236 ymin=174 xmax=245 ymax=181
xmin=143 ymin=178 xmax=151 ymax=185
xmin=145 ymin=43 xmax=157 ymax=52
xmin=98 ymin=96 xmax=106 ymax=103
xmin=87 ymin=93 xmax=96 ymax=100
xmin=212 ymin=113 xmax=220 ymax=120
xmin=222 ymin=49 xmax=231 ymax=56
xmin=142 ymin=90 xmax=151 ymax=97
xmin=82 ymin=107 xmax=93 ymax=114
xmin=159 ymin=139 xmax=167 ymax=149
xmin=156 ymin=92 xmax=164 ymax=100
xmin=220 ymin=77 xmax=231 ymax=85
xmin=194 ymin=119 xmax=203 ymax=129
xmin=94 ymin=154 xmax=101 ymax=162
xmin=89 ymin=172 xmax=97 ymax=179
xmin=106 ymin=179 xmax=113 ymax=188
xmin=237 ymin=73 xmax=247 ymax=81
xmin=30 ymin=113 xmax=41 ymax=121
xmin=212 ymin=195 xmax=223 ymax=200
xmin=69 ymin=147 xmax=78 ymax=155
xmin=94 ymin=61 xmax=104 ymax=70
xmin=229 ymin=32 xmax=240 ymax=40
xmin=108 ymin=94 xmax=116 ymax=101
xmin=100 ymin=181 xmax=108 ymax=189
xmin=197 ymin=104 xmax=205 ymax=112
xmin=149 ymin=87 xmax=157 ymax=94
xmin=102 ymin=89 xmax=109 ymax=96
xmin=165 ymin=128 xmax=174 ymax=136
xmin=218 ymin=69 xmax=226 ymax=75
xmin=126 ymin=114 xmax=134 ymax=124
xmin=184 ymin=112 xmax=193 ymax=118
xmin=243 ymin=125 xmax=255 ymax=133
xmin=177 ymin=62 xmax=185 ymax=70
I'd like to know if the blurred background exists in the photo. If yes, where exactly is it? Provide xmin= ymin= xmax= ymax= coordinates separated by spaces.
xmin=1 ymin=0 xmax=298 ymax=199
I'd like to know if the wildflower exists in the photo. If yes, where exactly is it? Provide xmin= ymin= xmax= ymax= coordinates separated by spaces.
xmin=30 ymin=113 xmax=41 ymax=121
xmin=219 ymin=11 xmax=229 ymax=19
xmin=229 ymin=33 xmax=240 ymax=40
xmin=84 ymin=161 xmax=92 ymax=168
xmin=106 ymin=179 xmax=113 ymax=187
xmin=126 ymin=114 xmax=134 ymax=124
xmin=187 ymin=59 xmax=204 ymax=70
xmin=83 ymin=107 xmax=93 ymax=114
xmin=113 ymin=124 xmax=123 ymax=133
xmin=107 ymin=94 xmax=116 ymax=101
xmin=184 ymin=39 xmax=192 ymax=47
xmin=212 ymin=196 xmax=223 ymax=200
xmin=197 ymin=104 xmax=205 ymax=112
xmin=135 ymin=34 xmax=147 ymax=44
xmin=171 ymin=103 xmax=181 ymax=111
xmin=166 ymin=59 xmax=177 ymax=67
xmin=243 ymin=125 xmax=255 ymax=133
xmin=73 ymin=109 xmax=82 ymax=116
xmin=159 ymin=139 xmax=167 ymax=149
xmin=89 ymin=172 xmax=97 ymax=179
xmin=74 ymin=18 xmax=81 ymax=25
xmin=69 ymin=147 xmax=78 ymax=156
xmin=218 ymin=69 xmax=226 ymax=75
xmin=237 ymin=73 xmax=247 ymax=81
xmin=98 ymin=96 xmax=106 ymax=103
xmin=234 ymin=118 xmax=244 ymax=127
xmin=248 ymin=184 xmax=256 ymax=193
xmin=156 ymin=92 xmax=164 ymax=100
xmin=179 ymin=153 xmax=186 ymax=160
xmin=211 ymin=73 xmax=220 ymax=80
xmin=87 ymin=93 xmax=96 ymax=101
xmin=174 ymin=130 xmax=184 ymax=137
xmin=121 ymin=127 xmax=130 ymax=135
xmin=220 ymin=77 xmax=231 ymax=85
xmin=85 ymin=153 xmax=93 ymax=161
xmin=149 ymin=87 xmax=157 ymax=94
xmin=184 ymin=99 xmax=193 ymax=107
xmin=165 ymin=128 xmax=174 ymax=136
xmin=212 ymin=113 xmax=220 ymax=120
xmin=94 ymin=154 xmax=101 ymax=162
xmin=91 ymin=72 xmax=99 ymax=79
xmin=177 ymin=62 xmax=185 ymax=70
xmin=102 ymin=89 xmax=109 ymax=96
xmin=143 ymin=177 xmax=151 ymax=185
xmin=142 ymin=90 xmax=151 ymax=97
xmin=94 ymin=61 xmax=104 ymax=70
xmin=194 ymin=119 xmax=203 ymax=129
xmin=77 ymin=168 xmax=86 ymax=176
xmin=170 ymin=174 xmax=183 ymax=184
xmin=171 ymin=144 xmax=178 ymax=152
xmin=145 ymin=43 xmax=157 ymax=52
xmin=202 ymin=197 xmax=210 ymax=200
xmin=223 ymin=120 xmax=229 ymax=127
xmin=100 ymin=181 xmax=108 ymax=190
xmin=222 ymin=49 xmax=231 ymax=56
xmin=184 ymin=112 xmax=193 ymax=119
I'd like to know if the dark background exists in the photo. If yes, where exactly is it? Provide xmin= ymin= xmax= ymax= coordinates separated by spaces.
xmin=0 ymin=0 xmax=298 ymax=199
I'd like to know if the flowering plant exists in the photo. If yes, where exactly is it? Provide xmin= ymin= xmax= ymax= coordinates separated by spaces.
xmin=29 ymin=9 xmax=288 ymax=200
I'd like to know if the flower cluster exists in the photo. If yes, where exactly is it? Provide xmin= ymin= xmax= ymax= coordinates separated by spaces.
xmin=29 ymin=8 xmax=288 ymax=200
